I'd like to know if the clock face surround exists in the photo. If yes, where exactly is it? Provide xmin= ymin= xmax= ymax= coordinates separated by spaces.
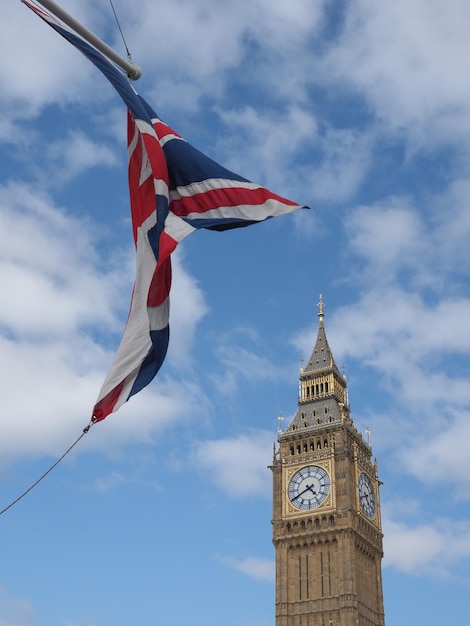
xmin=358 ymin=472 xmax=375 ymax=518
xmin=288 ymin=465 xmax=330 ymax=510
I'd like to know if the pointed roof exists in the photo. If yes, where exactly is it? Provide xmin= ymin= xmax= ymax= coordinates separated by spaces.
xmin=280 ymin=295 xmax=348 ymax=435
xmin=303 ymin=294 xmax=341 ymax=377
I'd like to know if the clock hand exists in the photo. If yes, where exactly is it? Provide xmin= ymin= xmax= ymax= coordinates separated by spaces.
xmin=360 ymin=493 xmax=373 ymax=507
xmin=293 ymin=483 xmax=316 ymax=500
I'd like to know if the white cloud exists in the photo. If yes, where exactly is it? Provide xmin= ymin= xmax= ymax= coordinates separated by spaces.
xmin=307 ymin=127 xmax=373 ymax=203
xmin=431 ymin=179 xmax=470 ymax=276
xmin=341 ymin=189 xmax=470 ymax=290
xmin=209 ymin=327 xmax=292 ymax=396
xmin=0 ymin=585 xmax=35 ymax=626
xmin=320 ymin=0 xmax=470 ymax=148
xmin=0 ymin=183 xmax=211 ymax=463
xmin=192 ymin=430 xmax=274 ymax=497
xmin=87 ymin=470 xmax=127 ymax=493
xmin=1 ymin=3 xmax=101 ymax=115
xmin=345 ymin=198 xmax=428 ymax=281
xmin=330 ymin=290 xmax=470 ymax=368
xmin=166 ymin=250 xmax=209 ymax=369
xmin=215 ymin=106 xmax=372 ymax=204
xmin=45 ymin=131 xmax=119 ymax=183
xmin=118 ymin=0 xmax=327 ymax=109
xmin=0 ymin=182 xmax=123 ymax=337
xmin=218 ymin=555 xmax=274 ymax=582
xmin=383 ymin=514 xmax=470 ymax=577
xmin=250 ymin=0 xmax=326 ymax=49
xmin=84 ymin=376 xmax=212 ymax=455
xmin=215 ymin=105 xmax=318 ymax=198
xmin=402 ymin=411 xmax=470 ymax=500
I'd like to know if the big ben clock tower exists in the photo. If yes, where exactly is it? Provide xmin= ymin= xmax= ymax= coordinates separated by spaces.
xmin=271 ymin=296 xmax=385 ymax=626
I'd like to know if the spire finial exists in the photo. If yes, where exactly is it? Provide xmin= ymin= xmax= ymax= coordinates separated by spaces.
xmin=317 ymin=294 xmax=325 ymax=318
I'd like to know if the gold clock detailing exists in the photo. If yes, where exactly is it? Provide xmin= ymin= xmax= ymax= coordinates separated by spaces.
xmin=284 ymin=461 xmax=334 ymax=516
xmin=288 ymin=465 xmax=330 ymax=510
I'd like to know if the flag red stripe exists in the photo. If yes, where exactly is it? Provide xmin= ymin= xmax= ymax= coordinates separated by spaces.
xmin=171 ymin=186 xmax=298 ymax=217
xmin=152 ymin=120 xmax=182 ymax=141
xmin=92 ymin=380 xmax=126 ymax=422
xmin=147 ymin=258 xmax=172 ymax=307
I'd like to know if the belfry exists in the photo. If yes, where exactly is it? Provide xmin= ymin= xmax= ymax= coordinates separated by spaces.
xmin=271 ymin=296 xmax=385 ymax=626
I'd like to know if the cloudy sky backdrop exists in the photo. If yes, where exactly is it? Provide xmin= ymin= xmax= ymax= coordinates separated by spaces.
xmin=1 ymin=1 xmax=470 ymax=625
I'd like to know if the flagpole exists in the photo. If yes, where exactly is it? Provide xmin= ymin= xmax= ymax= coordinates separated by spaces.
xmin=29 ymin=0 xmax=142 ymax=80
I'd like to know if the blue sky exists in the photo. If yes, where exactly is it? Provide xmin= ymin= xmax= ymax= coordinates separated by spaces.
xmin=1 ymin=0 xmax=470 ymax=624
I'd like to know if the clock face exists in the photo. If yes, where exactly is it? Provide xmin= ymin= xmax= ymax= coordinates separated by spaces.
xmin=288 ymin=465 xmax=330 ymax=510
xmin=358 ymin=472 xmax=375 ymax=518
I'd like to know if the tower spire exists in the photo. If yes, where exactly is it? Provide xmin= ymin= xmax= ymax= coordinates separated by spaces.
xmin=286 ymin=295 xmax=348 ymax=432
xmin=303 ymin=295 xmax=340 ymax=377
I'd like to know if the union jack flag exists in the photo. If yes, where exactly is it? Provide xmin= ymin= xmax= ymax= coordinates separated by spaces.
xmin=24 ymin=1 xmax=305 ymax=422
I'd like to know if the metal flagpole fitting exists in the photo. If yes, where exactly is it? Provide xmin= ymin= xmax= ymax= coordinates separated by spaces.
xmin=33 ymin=0 xmax=142 ymax=80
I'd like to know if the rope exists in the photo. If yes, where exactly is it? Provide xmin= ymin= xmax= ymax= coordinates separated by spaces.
xmin=109 ymin=0 xmax=132 ymax=60
xmin=0 ymin=421 xmax=94 ymax=517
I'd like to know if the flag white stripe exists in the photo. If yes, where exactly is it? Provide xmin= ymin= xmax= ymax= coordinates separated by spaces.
xmin=169 ymin=179 xmax=262 ymax=200
xmin=164 ymin=211 xmax=196 ymax=243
